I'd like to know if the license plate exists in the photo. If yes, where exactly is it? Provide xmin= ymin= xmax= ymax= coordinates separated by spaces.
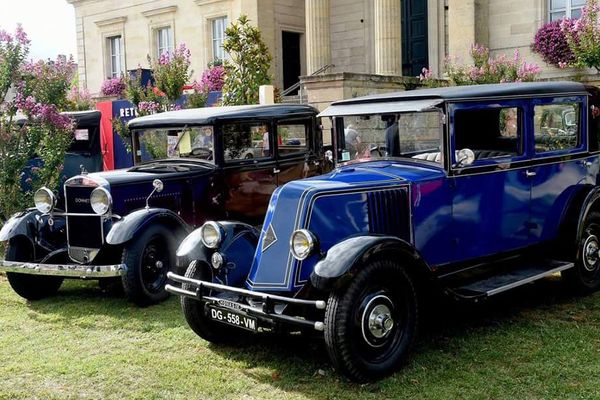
xmin=208 ymin=306 xmax=257 ymax=332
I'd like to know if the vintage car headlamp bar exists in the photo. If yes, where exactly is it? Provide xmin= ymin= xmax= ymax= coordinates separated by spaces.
xmin=290 ymin=229 xmax=317 ymax=261
xmin=200 ymin=221 xmax=224 ymax=249
xmin=90 ymin=187 xmax=112 ymax=215
xmin=34 ymin=187 xmax=57 ymax=214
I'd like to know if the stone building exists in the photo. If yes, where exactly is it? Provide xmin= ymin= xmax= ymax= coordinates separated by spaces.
xmin=67 ymin=0 xmax=596 ymax=107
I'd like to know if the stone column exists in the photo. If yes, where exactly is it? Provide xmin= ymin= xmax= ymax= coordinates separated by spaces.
xmin=306 ymin=0 xmax=331 ymax=75
xmin=448 ymin=0 xmax=489 ymax=62
xmin=374 ymin=0 xmax=402 ymax=76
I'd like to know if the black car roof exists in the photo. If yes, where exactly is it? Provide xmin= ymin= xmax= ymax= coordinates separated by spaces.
xmin=128 ymin=104 xmax=319 ymax=129
xmin=330 ymin=81 xmax=591 ymax=106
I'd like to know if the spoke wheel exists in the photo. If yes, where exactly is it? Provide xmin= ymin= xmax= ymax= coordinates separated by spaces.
xmin=324 ymin=259 xmax=418 ymax=382
xmin=564 ymin=211 xmax=600 ymax=292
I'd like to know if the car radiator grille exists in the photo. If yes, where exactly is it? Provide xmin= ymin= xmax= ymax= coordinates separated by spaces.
xmin=65 ymin=185 xmax=103 ymax=258
xmin=367 ymin=188 xmax=410 ymax=240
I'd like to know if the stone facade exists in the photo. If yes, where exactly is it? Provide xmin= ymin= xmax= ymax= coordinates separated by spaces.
xmin=68 ymin=0 xmax=599 ymax=101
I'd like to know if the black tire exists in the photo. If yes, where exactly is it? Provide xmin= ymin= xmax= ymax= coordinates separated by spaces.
xmin=181 ymin=261 xmax=245 ymax=344
xmin=324 ymin=259 xmax=418 ymax=382
xmin=563 ymin=211 xmax=600 ymax=292
xmin=5 ymin=238 xmax=63 ymax=301
xmin=121 ymin=225 xmax=176 ymax=307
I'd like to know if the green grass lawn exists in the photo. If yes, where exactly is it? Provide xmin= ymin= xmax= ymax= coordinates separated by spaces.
xmin=1 ymin=273 xmax=600 ymax=400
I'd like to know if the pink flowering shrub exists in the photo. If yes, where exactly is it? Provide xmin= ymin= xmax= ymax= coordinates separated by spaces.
xmin=67 ymin=86 xmax=94 ymax=111
xmin=199 ymin=65 xmax=225 ymax=92
xmin=150 ymin=43 xmax=192 ymax=102
xmin=532 ymin=19 xmax=576 ymax=68
xmin=420 ymin=44 xmax=541 ymax=87
xmin=137 ymin=100 xmax=162 ymax=115
xmin=100 ymin=76 xmax=126 ymax=97
xmin=561 ymin=0 xmax=600 ymax=72
xmin=0 ymin=25 xmax=74 ymax=218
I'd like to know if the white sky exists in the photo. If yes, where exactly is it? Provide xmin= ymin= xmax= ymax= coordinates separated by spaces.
xmin=0 ymin=0 xmax=77 ymax=61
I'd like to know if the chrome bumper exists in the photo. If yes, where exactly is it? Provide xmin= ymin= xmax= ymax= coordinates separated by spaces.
xmin=166 ymin=271 xmax=326 ymax=331
xmin=0 ymin=260 xmax=126 ymax=278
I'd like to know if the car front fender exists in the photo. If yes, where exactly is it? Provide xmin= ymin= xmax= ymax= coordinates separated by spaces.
xmin=310 ymin=235 xmax=432 ymax=291
xmin=106 ymin=208 xmax=190 ymax=245
xmin=176 ymin=221 xmax=260 ymax=287
xmin=0 ymin=209 xmax=39 ymax=243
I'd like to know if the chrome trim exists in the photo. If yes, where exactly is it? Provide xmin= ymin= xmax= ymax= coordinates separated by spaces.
xmin=90 ymin=187 xmax=113 ymax=215
xmin=200 ymin=221 xmax=223 ymax=249
xmin=34 ymin=187 xmax=56 ymax=214
xmin=486 ymin=263 xmax=574 ymax=296
xmin=166 ymin=272 xmax=326 ymax=310
xmin=0 ymin=260 xmax=126 ymax=278
xmin=290 ymin=229 xmax=317 ymax=261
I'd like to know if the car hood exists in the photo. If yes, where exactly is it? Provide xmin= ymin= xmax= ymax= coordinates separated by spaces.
xmin=246 ymin=159 xmax=443 ymax=292
xmin=83 ymin=163 xmax=216 ymax=187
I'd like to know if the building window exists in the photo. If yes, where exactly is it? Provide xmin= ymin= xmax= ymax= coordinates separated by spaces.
xmin=156 ymin=26 xmax=173 ymax=56
xmin=107 ymin=35 xmax=123 ymax=78
xmin=211 ymin=17 xmax=228 ymax=61
xmin=549 ymin=0 xmax=586 ymax=21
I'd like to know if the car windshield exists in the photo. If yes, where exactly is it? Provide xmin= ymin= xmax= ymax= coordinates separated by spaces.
xmin=133 ymin=126 xmax=215 ymax=164
xmin=339 ymin=111 xmax=443 ymax=164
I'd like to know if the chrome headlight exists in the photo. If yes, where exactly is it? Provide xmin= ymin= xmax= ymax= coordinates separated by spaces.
xmin=200 ymin=221 xmax=223 ymax=249
xmin=290 ymin=229 xmax=317 ymax=260
xmin=34 ymin=187 xmax=56 ymax=214
xmin=90 ymin=187 xmax=112 ymax=215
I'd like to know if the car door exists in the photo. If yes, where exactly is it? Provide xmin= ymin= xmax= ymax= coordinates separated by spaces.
xmin=273 ymin=117 xmax=319 ymax=186
xmin=528 ymin=97 xmax=591 ymax=243
xmin=221 ymin=119 xmax=278 ymax=221
xmin=448 ymin=101 xmax=533 ymax=264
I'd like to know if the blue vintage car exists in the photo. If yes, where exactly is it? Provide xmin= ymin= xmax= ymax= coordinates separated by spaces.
xmin=0 ymin=104 xmax=330 ymax=306
xmin=167 ymin=82 xmax=600 ymax=381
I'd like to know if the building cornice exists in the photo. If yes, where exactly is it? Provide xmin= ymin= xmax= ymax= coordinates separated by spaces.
xmin=94 ymin=16 xmax=127 ymax=28
xmin=142 ymin=6 xmax=178 ymax=18
xmin=194 ymin=0 xmax=230 ymax=6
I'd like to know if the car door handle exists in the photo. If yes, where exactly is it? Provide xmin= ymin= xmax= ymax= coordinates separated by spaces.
xmin=580 ymin=160 xmax=593 ymax=168
xmin=273 ymin=168 xmax=281 ymax=174
xmin=525 ymin=170 xmax=537 ymax=178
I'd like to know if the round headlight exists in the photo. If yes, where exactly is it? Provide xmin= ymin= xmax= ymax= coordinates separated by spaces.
xmin=290 ymin=229 xmax=317 ymax=261
xmin=90 ymin=187 xmax=112 ymax=215
xmin=34 ymin=187 xmax=56 ymax=214
xmin=200 ymin=221 xmax=223 ymax=249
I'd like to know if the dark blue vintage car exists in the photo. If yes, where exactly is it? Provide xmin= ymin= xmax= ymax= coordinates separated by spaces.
xmin=167 ymin=82 xmax=600 ymax=381
xmin=0 ymin=104 xmax=330 ymax=306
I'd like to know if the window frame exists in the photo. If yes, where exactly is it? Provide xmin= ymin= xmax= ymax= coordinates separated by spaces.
xmin=219 ymin=119 xmax=275 ymax=165
xmin=107 ymin=35 xmax=124 ymax=78
xmin=548 ymin=0 xmax=586 ymax=21
xmin=274 ymin=118 xmax=313 ymax=159
xmin=156 ymin=26 xmax=174 ymax=57
xmin=531 ymin=96 xmax=586 ymax=158
xmin=211 ymin=16 xmax=229 ymax=62
xmin=448 ymin=100 xmax=528 ymax=170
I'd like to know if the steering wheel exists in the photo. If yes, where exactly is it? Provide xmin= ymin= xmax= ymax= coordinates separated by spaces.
xmin=191 ymin=147 xmax=213 ymax=160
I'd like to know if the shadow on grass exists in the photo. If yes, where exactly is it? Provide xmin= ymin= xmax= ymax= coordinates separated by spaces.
xmin=22 ymin=278 xmax=187 ymax=331
xmin=205 ymin=277 xmax=597 ymax=398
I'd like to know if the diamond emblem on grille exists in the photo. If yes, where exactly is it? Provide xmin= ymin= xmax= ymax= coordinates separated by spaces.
xmin=261 ymin=224 xmax=278 ymax=252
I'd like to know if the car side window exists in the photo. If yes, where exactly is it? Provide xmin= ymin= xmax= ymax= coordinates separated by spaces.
xmin=222 ymin=122 xmax=271 ymax=162
xmin=534 ymin=103 xmax=580 ymax=153
xmin=276 ymin=122 xmax=309 ymax=157
xmin=454 ymin=106 xmax=522 ymax=161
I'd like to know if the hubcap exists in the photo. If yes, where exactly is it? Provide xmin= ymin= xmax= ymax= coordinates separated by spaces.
xmin=583 ymin=235 xmax=600 ymax=272
xmin=361 ymin=294 xmax=395 ymax=347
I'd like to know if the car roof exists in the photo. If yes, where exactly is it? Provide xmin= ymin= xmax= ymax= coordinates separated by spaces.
xmin=329 ymin=81 xmax=591 ymax=106
xmin=128 ymin=104 xmax=319 ymax=129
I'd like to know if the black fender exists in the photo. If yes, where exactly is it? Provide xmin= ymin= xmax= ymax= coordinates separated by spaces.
xmin=106 ymin=208 xmax=190 ymax=246
xmin=176 ymin=221 xmax=259 ymax=287
xmin=577 ymin=186 xmax=600 ymax=239
xmin=0 ymin=209 xmax=39 ymax=246
xmin=310 ymin=235 xmax=433 ymax=291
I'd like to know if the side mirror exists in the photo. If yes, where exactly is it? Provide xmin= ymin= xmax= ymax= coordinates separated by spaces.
xmin=455 ymin=148 xmax=475 ymax=168
xmin=153 ymin=179 xmax=164 ymax=193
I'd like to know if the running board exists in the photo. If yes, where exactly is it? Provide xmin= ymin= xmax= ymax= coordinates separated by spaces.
xmin=449 ymin=260 xmax=574 ymax=300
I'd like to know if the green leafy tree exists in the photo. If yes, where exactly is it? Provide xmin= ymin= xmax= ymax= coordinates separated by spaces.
xmin=221 ymin=15 xmax=272 ymax=105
